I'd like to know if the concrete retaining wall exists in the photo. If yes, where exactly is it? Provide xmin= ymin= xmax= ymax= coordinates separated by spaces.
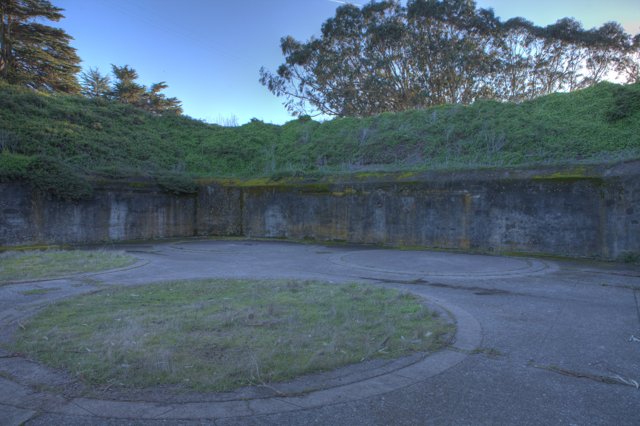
xmin=0 ymin=183 xmax=198 ymax=246
xmin=1 ymin=162 xmax=639 ymax=260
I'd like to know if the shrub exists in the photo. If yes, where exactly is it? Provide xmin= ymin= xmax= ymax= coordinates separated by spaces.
xmin=606 ymin=83 xmax=640 ymax=122
xmin=0 ymin=152 xmax=33 ymax=182
xmin=155 ymin=171 xmax=198 ymax=195
xmin=26 ymin=156 xmax=93 ymax=201
xmin=0 ymin=129 xmax=20 ymax=152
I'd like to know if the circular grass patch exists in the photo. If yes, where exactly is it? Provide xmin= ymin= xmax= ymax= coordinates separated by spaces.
xmin=13 ymin=279 xmax=454 ymax=392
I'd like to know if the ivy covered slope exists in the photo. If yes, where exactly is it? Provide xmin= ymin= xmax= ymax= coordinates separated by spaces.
xmin=0 ymin=81 xmax=639 ymax=199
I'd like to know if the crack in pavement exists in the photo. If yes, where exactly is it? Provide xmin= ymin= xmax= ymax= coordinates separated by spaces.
xmin=634 ymin=288 xmax=640 ymax=328
xmin=600 ymin=282 xmax=640 ymax=291
xmin=529 ymin=362 xmax=639 ymax=389
xmin=447 ymin=346 xmax=506 ymax=359
xmin=427 ymin=282 xmax=520 ymax=296
xmin=152 ymin=406 xmax=177 ymax=419
xmin=577 ymin=269 xmax=640 ymax=278
xmin=362 ymin=276 xmax=533 ymax=297
xmin=68 ymin=400 xmax=98 ymax=417
xmin=361 ymin=276 xmax=430 ymax=285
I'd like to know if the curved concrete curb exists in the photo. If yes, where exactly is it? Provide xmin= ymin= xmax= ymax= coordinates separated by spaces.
xmin=0 ymin=295 xmax=481 ymax=422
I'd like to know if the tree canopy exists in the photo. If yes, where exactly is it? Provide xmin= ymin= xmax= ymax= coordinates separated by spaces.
xmin=79 ymin=67 xmax=110 ymax=98
xmin=110 ymin=65 xmax=182 ymax=115
xmin=80 ymin=65 xmax=182 ymax=115
xmin=1 ymin=1 xmax=182 ymax=115
xmin=261 ymin=0 xmax=640 ymax=117
xmin=0 ymin=0 xmax=80 ymax=93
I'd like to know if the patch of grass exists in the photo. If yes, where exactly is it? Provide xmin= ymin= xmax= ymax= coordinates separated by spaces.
xmin=13 ymin=279 xmax=454 ymax=392
xmin=0 ymin=250 xmax=136 ymax=283
xmin=20 ymin=287 xmax=60 ymax=296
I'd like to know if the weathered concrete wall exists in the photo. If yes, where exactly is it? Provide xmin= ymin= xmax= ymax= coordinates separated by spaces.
xmin=241 ymin=163 xmax=640 ymax=260
xmin=0 ymin=183 xmax=199 ymax=246
xmin=195 ymin=184 xmax=243 ymax=237
xmin=242 ymin=180 xmax=605 ymax=256
xmin=1 ymin=162 xmax=639 ymax=260
xmin=601 ymin=162 xmax=640 ymax=259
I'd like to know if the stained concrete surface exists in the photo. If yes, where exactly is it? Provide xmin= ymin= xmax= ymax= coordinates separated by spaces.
xmin=0 ymin=240 xmax=638 ymax=425
xmin=4 ymin=160 xmax=640 ymax=260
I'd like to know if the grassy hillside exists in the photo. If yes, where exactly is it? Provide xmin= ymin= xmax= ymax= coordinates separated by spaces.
xmin=1 ymin=80 xmax=639 ymax=199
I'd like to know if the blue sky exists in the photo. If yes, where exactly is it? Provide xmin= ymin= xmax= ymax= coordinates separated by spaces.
xmin=54 ymin=0 xmax=640 ymax=125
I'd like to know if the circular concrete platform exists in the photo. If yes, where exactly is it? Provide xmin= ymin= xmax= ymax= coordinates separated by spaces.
xmin=2 ymin=240 xmax=638 ymax=425
xmin=0 ymin=241 xmax=482 ymax=423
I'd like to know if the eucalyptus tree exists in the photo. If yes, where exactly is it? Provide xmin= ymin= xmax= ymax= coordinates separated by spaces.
xmin=624 ymin=34 xmax=640 ymax=83
xmin=583 ymin=22 xmax=634 ymax=84
xmin=260 ymin=1 xmax=426 ymax=117
xmin=261 ymin=0 xmax=639 ymax=117
xmin=406 ymin=0 xmax=501 ymax=106
xmin=493 ymin=17 xmax=537 ymax=101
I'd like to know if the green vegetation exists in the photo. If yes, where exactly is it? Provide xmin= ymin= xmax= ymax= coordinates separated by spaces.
xmin=0 ymin=81 xmax=639 ymax=199
xmin=0 ymin=250 xmax=136 ymax=283
xmin=13 ymin=279 xmax=453 ymax=392
xmin=1 ymin=1 xmax=638 ymax=202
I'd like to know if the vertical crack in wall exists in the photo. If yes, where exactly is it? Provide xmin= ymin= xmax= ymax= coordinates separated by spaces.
xmin=633 ymin=288 xmax=640 ymax=328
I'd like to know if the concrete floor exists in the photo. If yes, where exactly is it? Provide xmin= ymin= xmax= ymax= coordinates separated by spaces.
xmin=1 ymin=239 xmax=638 ymax=425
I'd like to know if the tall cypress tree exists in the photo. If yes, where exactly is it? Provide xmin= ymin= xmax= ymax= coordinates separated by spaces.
xmin=111 ymin=64 xmax=145 ymax=105
xmin=0 ymin=0 xmax=80 ymax=93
